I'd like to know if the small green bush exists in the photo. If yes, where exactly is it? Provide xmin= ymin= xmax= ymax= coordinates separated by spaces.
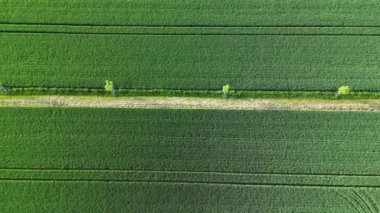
xmin=338 ymin=86 xmax=351 ymax=95
xmin=222 ymin=84 xmax=230 ymax=95
xmin=105 ymin=80 xmax=115 ymax=92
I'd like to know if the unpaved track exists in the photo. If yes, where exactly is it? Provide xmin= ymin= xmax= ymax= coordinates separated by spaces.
xmin=1 ymin=96 xmax=380 ymax=111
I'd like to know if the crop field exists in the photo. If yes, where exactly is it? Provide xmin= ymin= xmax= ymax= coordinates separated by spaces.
xmin=1 ymin=107 xmax=380 ymax=211
xmin=1 ymin=0 xmax=380 ymax=91
xmin=1 ymin=1 xmax=380 ymax=212
xmin=1 ymin=0 xmax=380 ymax=26
xmin=1 ymin=31 xmax=380 ymax=91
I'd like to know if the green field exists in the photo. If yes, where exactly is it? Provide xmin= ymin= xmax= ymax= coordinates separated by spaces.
xmin=1 ymin=0 xmax=380 ymax=92
xmin=1 ymin=107 xmax=379 ymax=211
xmin=1 ymin=32 xmax=379 ymax=91
xmin=2 ymin=1 xmax=380 ymax=211
xmin=1 ymin=0 xmax=380 ymax=26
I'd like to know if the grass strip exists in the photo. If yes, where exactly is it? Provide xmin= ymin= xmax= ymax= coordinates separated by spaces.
xmin=3 ymin=86 xmax=380 ymax=100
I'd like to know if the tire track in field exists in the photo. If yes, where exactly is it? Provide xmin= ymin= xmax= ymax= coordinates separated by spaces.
xmin=1 ymin=168 xmax=380 ymax=188
xmin=0 ymin=177 xmax=379 ymax=189
xmin=351 ymin=190 xmax=374 ymax=213
xmin=337 ymin=189 xmax=379 ymax=213
xmin=362 ymin=190 xmax=380 ymax=213
xmin=2 ymin=22 xmax=380 ymax=28
xmin=1 ymin=30 xmax=380 ymax=37
xmin=2 ymin=23 xmax=380 ymax=36
xmin=336 ymin=190 xmax=365 ymax=213
xmin=1 ymin=167 xmax=380 ymax=177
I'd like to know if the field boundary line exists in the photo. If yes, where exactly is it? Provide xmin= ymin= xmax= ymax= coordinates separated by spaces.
xmin=1 ymin=167 xmax=380 ymax=178
xmin=0 ymin=177 xmax=379 ymax=189
xmin=2 ymin=30 xmax=380 ymax=37
xmin=2 ymin=22 xmax=380 ymax=28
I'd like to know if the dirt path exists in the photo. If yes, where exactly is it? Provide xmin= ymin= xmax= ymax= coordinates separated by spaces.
xmin=1 ymin=96 xmax=380 ymax=111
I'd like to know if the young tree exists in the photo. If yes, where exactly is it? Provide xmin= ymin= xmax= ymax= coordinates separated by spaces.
xmin=338 ymin=85 xmax=351 ymax=95
xmin=222 ymin=84 xmax=230 ymax=96
xmin=335 ymin=85 xmax=351 ymax=98
xmin=105 ymin=80 xmax=114 ymax=92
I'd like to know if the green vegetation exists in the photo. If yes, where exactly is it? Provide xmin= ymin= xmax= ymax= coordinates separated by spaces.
xmin=2 ymin=24 xmax=380 ymax=35
xmin=104 ymin=80 xmax=114 ymax=92
xmin=2 ymin=181 xmax=378 ymax=212
xmin=1 ymin=0 xmax=380 ymax=26
xmin=1 ymin=0 xmax=380 ymax=211
xmin=1 ymin=107 xmax=380 ymax=211
xmin=0 ymin=82 xmax=9 ymax=94
xmin=336 ymin=85 xmax=352 ymax=98
xmin=2 ymin=107 xmax=379 ymax=174
xmin=6 ymin=86 xmax=380 ymax=100
xmin=222 ymin=84 xmax=230 ymax=96
xmin=1 ymin=1 xmax=380 ymax=92
xmin=338 ymin=85 xmax=351 ymax=95
xmin=4 ymin=181 xmax=378 ymax=212
xmin=1 ymin=33 xmax=380 ymax=91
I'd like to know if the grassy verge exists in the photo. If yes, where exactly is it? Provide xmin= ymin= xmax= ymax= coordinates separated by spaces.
xmin=2 ymin=86 xmax=380 ymax=100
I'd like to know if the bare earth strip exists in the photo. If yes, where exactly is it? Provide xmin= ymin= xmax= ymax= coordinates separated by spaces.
xmin=1 ymin=96 xmax=380 ymax=111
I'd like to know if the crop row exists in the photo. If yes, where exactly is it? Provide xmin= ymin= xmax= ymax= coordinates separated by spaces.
xmin=1 ymin=33 xmax=379 ymax=91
